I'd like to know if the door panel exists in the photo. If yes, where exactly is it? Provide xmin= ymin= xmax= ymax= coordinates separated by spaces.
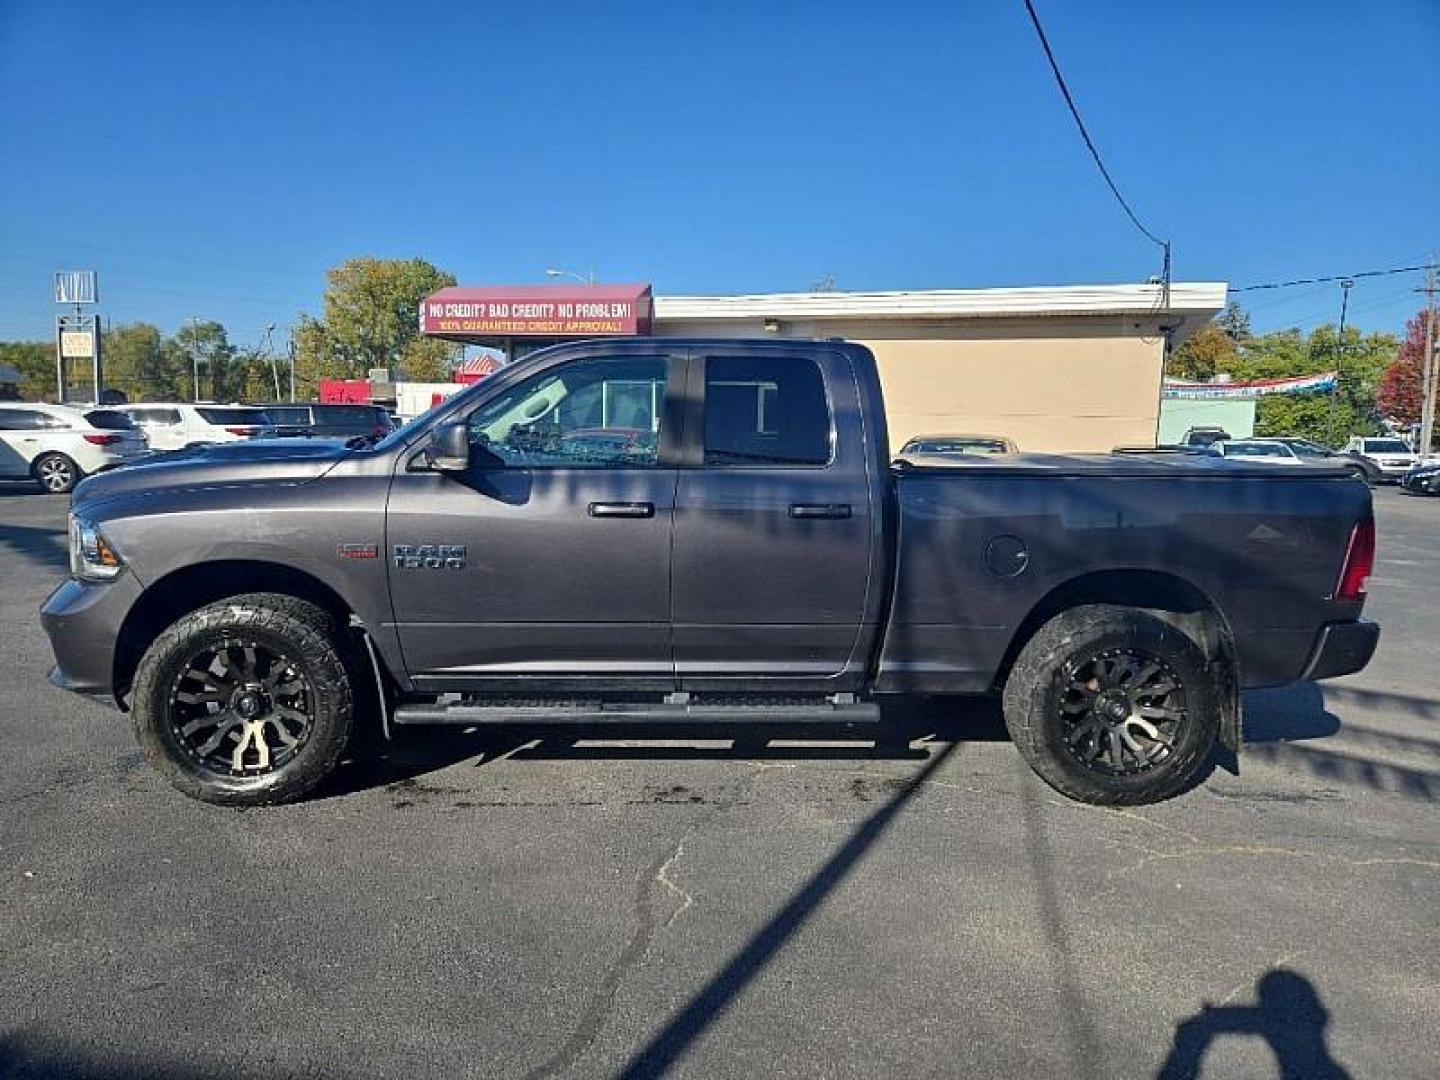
xmin=387 ymin=467 xmax=677 ymax=685
xmin=672 ymin=352 xmax=875 ymax=689
xmin=386 ymin=352 xmax=681 ymax=689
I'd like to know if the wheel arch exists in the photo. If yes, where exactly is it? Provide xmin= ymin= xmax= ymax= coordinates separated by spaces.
xmin=112 ymin=559 xmax=394 ymax=703
xmin=996 ymin=569 xmax=1241 ymax=756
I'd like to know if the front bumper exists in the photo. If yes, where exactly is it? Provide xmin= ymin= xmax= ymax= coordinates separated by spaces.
xmin=1402 ymin=471 xmax=1440 ymax=494
xmin=39 ymin=571 xmax=144 ymax=705
xmin=1300 ymin=620 xmax=1381 ymax=681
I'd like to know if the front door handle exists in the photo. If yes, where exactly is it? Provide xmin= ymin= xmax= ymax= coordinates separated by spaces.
xmin=789 ymin=503 xmax=852 ymax=520
xmin=589 ymin=501 xmax=655 ymax=519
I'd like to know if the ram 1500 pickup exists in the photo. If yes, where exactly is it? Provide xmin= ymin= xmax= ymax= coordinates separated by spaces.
xmin=41 ymin=339 xmax=1380 ymax=806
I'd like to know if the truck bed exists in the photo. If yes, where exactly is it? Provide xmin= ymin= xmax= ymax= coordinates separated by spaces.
xmin=874 ymin=454 xmax=1371 ymax=693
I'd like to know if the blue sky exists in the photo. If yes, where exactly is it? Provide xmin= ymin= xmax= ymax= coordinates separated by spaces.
xmin=2 ymin=0 xmax=1436 ymax=349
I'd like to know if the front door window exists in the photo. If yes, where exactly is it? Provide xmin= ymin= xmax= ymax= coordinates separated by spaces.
xmin=466 ymin=356 xmax=668 ymax=469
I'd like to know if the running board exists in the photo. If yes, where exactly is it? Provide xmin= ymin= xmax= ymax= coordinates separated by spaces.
xmin=391 ymin=695 xmax=880 ymax=727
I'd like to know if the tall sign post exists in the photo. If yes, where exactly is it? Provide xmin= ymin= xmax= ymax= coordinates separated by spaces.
xmin=54 ymin=270 xmax=102 ymax=403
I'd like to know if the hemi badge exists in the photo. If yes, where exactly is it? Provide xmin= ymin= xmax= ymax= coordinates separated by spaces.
xmin=337 ymin=543 xmax=379 ymax=560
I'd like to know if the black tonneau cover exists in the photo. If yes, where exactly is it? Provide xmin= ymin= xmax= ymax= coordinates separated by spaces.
xmin=891 ymin=451 xmax=1356 ymax=480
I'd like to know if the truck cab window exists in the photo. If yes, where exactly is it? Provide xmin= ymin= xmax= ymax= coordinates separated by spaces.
xmin=466 ymin=355 xmax=667 ymax=468
xmin=704 ymin=355 xmax=831 ymax=466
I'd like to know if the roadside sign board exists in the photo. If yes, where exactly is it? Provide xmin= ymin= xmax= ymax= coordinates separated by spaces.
xmin=60 ymin=330 xmax=94 ymax=358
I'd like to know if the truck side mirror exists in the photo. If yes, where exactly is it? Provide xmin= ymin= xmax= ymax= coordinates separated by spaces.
xmin=425 ymin=422 xmax=471 ymax=472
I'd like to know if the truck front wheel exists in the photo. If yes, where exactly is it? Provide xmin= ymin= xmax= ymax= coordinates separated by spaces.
xmin=130 ymin=593 xmax=356 ymax=806
xmin=1002 ymin=605 xmax=1220 ymax=805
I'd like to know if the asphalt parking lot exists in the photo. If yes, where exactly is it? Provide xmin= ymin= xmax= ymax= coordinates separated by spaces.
xmin=1 ymin=483 xmax=1436 ymax=1079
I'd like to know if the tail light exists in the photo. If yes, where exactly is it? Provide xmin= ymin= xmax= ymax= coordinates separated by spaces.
xmin=82 ymin=433 xmax=120 ymax=446
xmin=1335 ymin=518 xmax=1375 ymax=601
xmin=225 ymin=426 xmax=258 ymax=436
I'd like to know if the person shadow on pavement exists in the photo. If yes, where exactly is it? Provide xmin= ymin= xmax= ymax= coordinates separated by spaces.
xmin=1157 ymin=969 xmax=1351 ymax=1079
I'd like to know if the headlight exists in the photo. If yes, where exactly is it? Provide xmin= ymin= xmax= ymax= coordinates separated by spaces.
xmin=69 ymin=514 xmax=124 ymax=581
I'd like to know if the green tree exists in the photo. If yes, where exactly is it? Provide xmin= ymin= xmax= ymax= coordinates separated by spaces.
xmin=1234 ymin=324 xmax=1397 ymax=445
xmin=167 ymin=320 xmax=237 ymax=402
xmin=1216 ymin=301 xmax=1252 ymax=342
xmin=101 ymin=322 xmax=180 ymax=402
xmin=1167 ymin=324 xmax=1235 ymax=381
xmin=293 ymin=257 xmax=457 ymax=398
xmin=0 ymin=341 xmax=54 ymax=400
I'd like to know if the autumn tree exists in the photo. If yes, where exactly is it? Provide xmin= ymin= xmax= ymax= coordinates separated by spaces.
xmin=1167 ymin=324 xmax=1236 ymax=381
xmin=293 ymin=257 xmax=458 ymax=398
xmin=1376 ymin=309 xmax=1432 ymax=430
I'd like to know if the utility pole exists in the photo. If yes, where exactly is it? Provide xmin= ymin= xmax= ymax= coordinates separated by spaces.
xmin=259 ymin=323 xmax=279 ymax=401
xmin=1326 ymin=278 xmax=1354 ymax=447
xmin=1418 ymin=261 xmax=1438 ymax=461
xmin=190 ymin=316 xmax=201 ymax=402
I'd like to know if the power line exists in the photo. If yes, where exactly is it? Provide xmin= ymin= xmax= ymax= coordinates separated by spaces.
xmin=1232 ymin=263 xmax=1431 ymax=293
xmin=1020 ymin=0 xmax=1170 ymax=282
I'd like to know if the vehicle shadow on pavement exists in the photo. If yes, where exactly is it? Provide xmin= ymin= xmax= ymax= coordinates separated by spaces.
xmin=320 ymin=696 xmax=1006 ymax=799
xmin=1157 ymin=968 xmax=1352 ymax=1079
xmin=0 ymin=1029 xmax=227 ymax=1080
xmin=0 ymin=520 xmax=69 ymax=572
xmin=1241 ymin=682 xmax=1440 ymax=801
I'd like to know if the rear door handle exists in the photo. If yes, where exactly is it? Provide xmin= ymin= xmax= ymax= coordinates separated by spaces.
xmin=588 ymin=501 xmax=655 ymax=519
xmin=789 ymin=503 xmax=852 ymax=520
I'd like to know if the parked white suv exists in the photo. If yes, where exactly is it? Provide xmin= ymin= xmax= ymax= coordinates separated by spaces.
xmin=1344 ymin=436 xmax=1419 ymax=482
xmin=118 ymin=403 xmax=274 ymax=451
xmin=0 ymin=403 xmax=150 ymax=493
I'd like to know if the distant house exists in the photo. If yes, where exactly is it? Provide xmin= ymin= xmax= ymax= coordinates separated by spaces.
xmin=0 ymin=363 xmax=20 ymax=401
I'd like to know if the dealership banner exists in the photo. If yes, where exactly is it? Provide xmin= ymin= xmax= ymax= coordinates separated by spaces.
xmin=420 ymin=284 xmax=652 ymax=338
xmin=1162 ymin=372 xmax=1337 ymax=400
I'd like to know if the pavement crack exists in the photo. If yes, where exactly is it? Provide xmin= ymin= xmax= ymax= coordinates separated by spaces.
xmin=1107 ymin=843 xmax=1440 ymax=879
xmin=521 ymin=784 xmax=742 ymax=1080
xmin=655 ymin=842 xmax=695 ymax=928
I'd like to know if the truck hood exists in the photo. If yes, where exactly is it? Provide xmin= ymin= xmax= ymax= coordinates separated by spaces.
xmin=73 ymin=438 xmax=351 ymax=509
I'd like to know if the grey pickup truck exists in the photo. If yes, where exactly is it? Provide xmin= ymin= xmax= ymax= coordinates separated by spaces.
xmin=41 ymin=339 xmax=1379 ymax=807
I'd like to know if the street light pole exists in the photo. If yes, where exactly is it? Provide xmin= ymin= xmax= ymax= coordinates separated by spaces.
xmin=545 ymin=267 xmax=596 ymax=285
xmin=1326 ymin=279 xmax=1353 ymax=447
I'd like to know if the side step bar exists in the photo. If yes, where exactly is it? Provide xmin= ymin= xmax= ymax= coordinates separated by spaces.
xmin=392 ymin=696 xmax=881 ymax=727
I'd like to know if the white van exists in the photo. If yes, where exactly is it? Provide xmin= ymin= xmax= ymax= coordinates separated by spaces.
xmin=0 ymin=403 xmax=150 ymax=493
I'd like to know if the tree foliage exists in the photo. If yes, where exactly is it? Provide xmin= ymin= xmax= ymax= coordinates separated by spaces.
xmin=1167 ymin=325 xmax=1236 ymax=381
xmin=1376 ymin=309 xmax=1432 ymax=429
xmin=293 ymin=257 xmax=458 ymax=398
xmin=1215 ymin=301 xmax=1252 ymax=341
xmin=0 ymin=340 xmax=54 ymax=400
xmin=1169 ymin=305 xmax=1399 ymax=446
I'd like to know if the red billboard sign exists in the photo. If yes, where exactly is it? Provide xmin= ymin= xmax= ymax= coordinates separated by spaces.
xmin=420 ymin=284 xmax=652 ymax=339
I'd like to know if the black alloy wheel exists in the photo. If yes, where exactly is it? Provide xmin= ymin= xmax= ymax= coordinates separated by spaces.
xmin=167 ymin=639 xmax=316 ymax=776
xmin=1003 ymin=604 xmax=1221 ymax=805
xmin=1058 ymin=648 xmax=1187 ymax=776
xmin=131 ymin=592 xmax=358 ymax=805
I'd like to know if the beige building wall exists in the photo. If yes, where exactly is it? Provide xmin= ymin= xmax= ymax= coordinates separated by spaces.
xmin=653 ymin=315 xmax=1168 ymax=454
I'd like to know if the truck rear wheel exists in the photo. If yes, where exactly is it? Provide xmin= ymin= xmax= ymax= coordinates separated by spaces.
xmin=130 ymin=593 xmax=355 ymax=806
xmin=1002 ymin=605 xmax=1220 ymax=805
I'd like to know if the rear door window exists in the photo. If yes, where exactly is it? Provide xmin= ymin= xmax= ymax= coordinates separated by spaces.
xmin=0 ymin=408 xmax=47 ymax=430
xmin=84 ymin=409 xmax=137 ymax=430
xmin=196 ymin=407 xmax=264 ymax=425
xmin=703 ymin=356 xmax=831 ymax=466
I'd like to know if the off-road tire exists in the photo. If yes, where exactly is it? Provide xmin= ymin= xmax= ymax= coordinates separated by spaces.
xmin=1003 ymin=604 xmax=1220 ymax=805
xmin=131 ymin=593 xmax=356 ymax=806
xmin=32 ymin=452 xmax=80 ymax=494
